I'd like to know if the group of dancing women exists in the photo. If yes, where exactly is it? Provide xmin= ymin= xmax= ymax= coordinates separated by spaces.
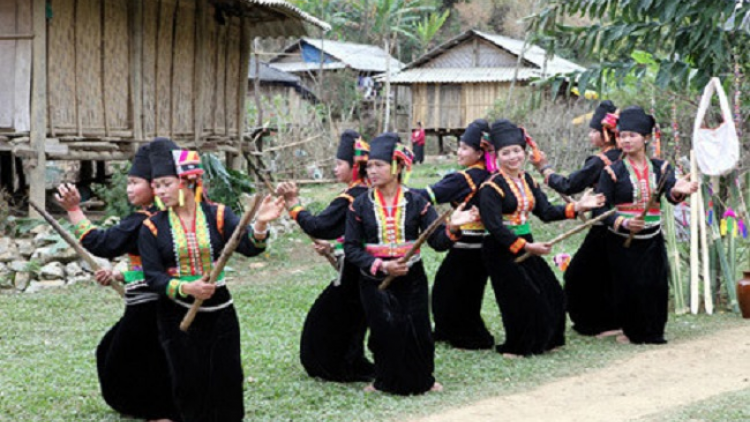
xmin=54 ymin=100 xmax=698 ymax=421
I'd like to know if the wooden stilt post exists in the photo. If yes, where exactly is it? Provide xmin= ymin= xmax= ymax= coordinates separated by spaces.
xmin=28 ymin=0 xmax=47 ymax=217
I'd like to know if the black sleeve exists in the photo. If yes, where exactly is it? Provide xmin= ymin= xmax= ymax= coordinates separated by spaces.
xmin=412 ymin=172 xmax=473 ymax=205
xmin=530 ymin=175 xmax=574 ymax=222
xmin=344 ymin=200 xmax=377 ymax=273
xmin=592 ymin=168 xmax=624 ymax=229
xmin=221 ymin=205 xmax=267 ymax=258
xmin=80 ymin=212 xmax=147 ymax=258
xmin=138 ymin=223 xmax=173 ymax=297
xmin=660 ymin=162 xmax=686 ymax=205
xmin=417 ymin=198 xmax=454 ymax=252
xmin=546 ymin=156 xmax=605 ymax=195
xmin=294 ymin=195 xmax=351 ymax=239
xmin=479 ymin=182 xmax=525 ymax=252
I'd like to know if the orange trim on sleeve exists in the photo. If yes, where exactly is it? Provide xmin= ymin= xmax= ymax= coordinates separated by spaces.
xmin=604 ymin=166 xmax=617 ymax=183
xmin=480 ymin=180 xmax=505 ymax=198
xmin=565 ymin=203 xmax=576 ymax=219
xmin=509 ymin=237 xmax=527 ymax=254
xmin=337 ymin=193 xmax=355 ymax=203
xmin=597 ymin=152 xmax=612 ymax=166
xmin=445 ymin=225 xmax=461 ymax=241
xmin=459 ymin=171 xmax=477 ymax=193
xmin=216 ymin=204 xmax=226 ymax=237
xmin=143 ymin=219 xmax=158 ymax=237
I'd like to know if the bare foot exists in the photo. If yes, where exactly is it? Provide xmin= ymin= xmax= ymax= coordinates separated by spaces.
xmin=616 ymin=334 xmax=631 ymax=344
xmin=549 ymin=346 xmax=563 ymax=353
xmin=430 ymin=382 xmax=443 ymax=392
xmin=596 ymin=329 xmax=623 ymax=339
xmin=502 ymin=353 xmax=522 ymax=359
xmin=363 ymin=384 xmax=378 ymax=393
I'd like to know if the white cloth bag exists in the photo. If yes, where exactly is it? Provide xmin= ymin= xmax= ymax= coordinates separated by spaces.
xmin=692 ymin=77 xmax=740 ymax=176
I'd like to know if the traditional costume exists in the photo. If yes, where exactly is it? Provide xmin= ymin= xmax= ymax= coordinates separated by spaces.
xmin=75 ymin=142 xmax=177 ymax=420
xmin=594 ymin=107 xmax=686 ymax=344
xmin=412 ymin=119 xmax=494 ymax=349
xmin=541 ymin=101 xmax=622 ymax=336
xmin=139 ymin=138 xmax=268 ymax=421
xmin=344 ymin=133 xmax=460 ymax=395
xmin=479 ymin=120 xmax=578 ymax=356
xmin=295 ymin=130 xmax=374 ymax=382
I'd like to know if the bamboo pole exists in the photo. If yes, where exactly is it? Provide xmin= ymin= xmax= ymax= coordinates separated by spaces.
xmin=180 ymin=194 xmax=262 ymax=331
xmin=28 ymin=0 xmax=47 ymax=217
xmin=690 ymin=151 xmax=700 ymax=314
xmin=378 ymin=208 xmax=453 ymax=291
xmin=697 ymin=177 xmax=713 ymax=314
xmin=664 ymin=200 xmax=687 ymax=314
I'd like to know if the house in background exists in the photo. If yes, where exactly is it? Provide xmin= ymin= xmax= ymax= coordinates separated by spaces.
xmin=0 ymin=0 xmax=328 ymax=212
xmin=268 ymin=37 xmax=404 ymax=99
xmin=388 ymin=29 xmax=584 ymax=152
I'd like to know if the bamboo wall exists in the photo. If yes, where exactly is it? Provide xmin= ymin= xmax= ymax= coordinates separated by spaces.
xmin=45 ymin=0 xmax=247 ymax=142
xmin=421 ymin=39 xmax=517 ymax=69
xmin=0 ymin=0 xmax=32 ymax=132
xmin=408 ymin=82 xmax=527 ymax=131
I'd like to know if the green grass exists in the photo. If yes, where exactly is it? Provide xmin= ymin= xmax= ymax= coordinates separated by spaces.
xmin=0 ymin=161 xmax=746 ymax=421
xmin=639 ymin=388 xmax=750 ymax=421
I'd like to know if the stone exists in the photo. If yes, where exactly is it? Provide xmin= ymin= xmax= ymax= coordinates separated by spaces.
xmin=40 ymin=262 xmax=65 ymax=279
xmin=67 ymin=275 xmax=92 ymax=286
xmin=8 ymin=260 xmax=30 ymax=272
xmin=15 ymin=239 xmax=34 ymax=258
xmin=33 ymin=232 xmax=55 ymax=248
xmin=65 ymin=262 xmax=84 ymax=278
xmin=14 ymin=271 xmax=31 ymax=291
xmin=31 ymin=246 xmax=78 ymax=265
xmin=0 ymin=263 xmax=12 ymax=288
xmin=29 ymin=224 xmax=51 ymax=235
xmin=0 ymin=237 xmax=20 ymax=262
xmin=81 ymin=256 xmax=113 ymax=273
xmin=25 ymin=279 xmax=65 ymax=293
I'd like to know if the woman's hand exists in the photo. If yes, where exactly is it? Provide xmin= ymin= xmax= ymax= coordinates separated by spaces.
xmin=448 ymin=203 xmax=479 ymax=229
xmin=382 ymin=260 xmax=409 ymax=277
xmin=523 ymin=242 xmax=552 ymax=256
xmin=55 ymin=183 xmax=82 ymax=211
xmin=625 ymin=216 xmax=645 ymax=234
xmin=182 ymin=280 xmax=216 ymax=300
xmin=672 ymin=174 xmax=699 ymax=196
xmin=531 ymin=151 xmax=549 ymax=169
xmin=312 ymin=240 xmax=333 ymax=256
xmin=275 ymin=181 xmax=300 ymax=209
xmin=575 ymin=190 xmax=606 ymax=212
xmin=94 ymin=269 xmax=113 ymax=286
xmin=255 ymin=194 xmax=285 ymax=224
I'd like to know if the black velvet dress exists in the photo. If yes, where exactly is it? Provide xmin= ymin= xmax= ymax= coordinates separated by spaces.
xmin=594 ymin=158 xmax=684 ymax=344
xmin=345 ymin=187 xmax=458 ymax=395
xmin=76 ymin=208 xmax=178 ymax=420
xmin=413 ymin=163 xmax=494 ymax=349
xmin=292 ymin=181 xmax=374 ymax=382
xmin=479 ymin=171 xmax=578 ymax=355
xmin=139 ymin=202 xmax=267 ymax=422
xmin=544 ymin=148 xmax=622 ymax=335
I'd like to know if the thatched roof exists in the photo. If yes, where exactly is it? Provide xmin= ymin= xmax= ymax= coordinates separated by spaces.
xmin=229 ymin=0 xmax=330 ymax=38
xmin=269 ymin=38 xmax=404 ymax=73
xmin=389 ymin=29 xmax=584 ymax=85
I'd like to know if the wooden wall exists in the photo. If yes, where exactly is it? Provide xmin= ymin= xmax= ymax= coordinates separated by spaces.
xmin=0 ymin=0 xmax=32 ymax=132
xmin=45 ymin=0 xmax=247 ymax=141
xmin=421 ymin=39 xmax=517 ymax=69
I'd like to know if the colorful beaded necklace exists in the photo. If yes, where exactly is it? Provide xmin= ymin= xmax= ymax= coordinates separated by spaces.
xmin=623 ymin=158 xmax=656 ymax=206
xmin=168 ymin=205 xmax=214 ymax=277
xmin=373 ymin=186 xmax=406 ymax=245
xmin=500 ymin=170 xmax=535 ymax=225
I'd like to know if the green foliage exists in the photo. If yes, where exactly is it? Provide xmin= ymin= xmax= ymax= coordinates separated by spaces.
xmin=413 ymin=9 xmax=451 ymax=53
xmin=93 ymin=163 xmax=132 ymax=219
xmin=528 ymin=0 xmax=750 ymax=92
xmin=202 ymin=153 xmax=255 ymax=214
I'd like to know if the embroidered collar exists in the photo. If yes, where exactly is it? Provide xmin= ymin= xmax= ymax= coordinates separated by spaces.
xmin=168 ymin=206 xmax=214 ymax=277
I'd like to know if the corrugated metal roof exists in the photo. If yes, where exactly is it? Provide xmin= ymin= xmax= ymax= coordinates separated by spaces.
xmin=473 ymin=30 xmax=584 ymax=76
xmin=298 ymin=38 xmax=404 ymax=73
xmin=387 ymin=67 xmax=542 ymax=84
xmin=248 ymin=58 xmax=300 ymax=83
xmin=269 ymin=61 xmax=348 ymax=73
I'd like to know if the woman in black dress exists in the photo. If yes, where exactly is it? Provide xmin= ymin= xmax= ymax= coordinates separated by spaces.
xmin=593 ymin=106 xmax=697 ymax=344
xmin=412 ymin=119 xmax=495 ymax=350
xmin=56 ymin=142 xmax=177 ymax=421
xmin=533 ymin=100 xmax=623 ymax=337
xmin=344 ymin=133 xmax=478 ymax=394
xmin=138 ymin=138 xmax=284 ymax=421
xmin=479 ymin=119 xmax=605 ymax=357
xmin=276 ymin=130 xmax=374 ymax=382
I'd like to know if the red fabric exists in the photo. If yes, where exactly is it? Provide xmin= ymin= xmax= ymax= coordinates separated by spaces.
xmin=411 ymin=128 xmax=426 ymax=146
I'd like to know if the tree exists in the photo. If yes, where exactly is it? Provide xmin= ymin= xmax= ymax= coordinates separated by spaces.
xmin=413 ymin=9 xmax=451 ymax=54
xmin=528 ymin=0 xmax=750 ymax=93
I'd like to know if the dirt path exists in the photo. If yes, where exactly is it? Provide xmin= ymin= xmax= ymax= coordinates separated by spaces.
xmin=413 ymin=325 xmax=750 ymax=422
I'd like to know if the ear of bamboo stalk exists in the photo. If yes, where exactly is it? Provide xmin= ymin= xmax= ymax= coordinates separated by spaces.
xmin=690 ymin=151 xmax=700 ymax=314
xmin=664 ymin=200 xmax=687 ymax=314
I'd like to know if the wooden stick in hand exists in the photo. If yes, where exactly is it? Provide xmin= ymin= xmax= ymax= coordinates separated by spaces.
xmin=378 ymin=208 xmax=453 ymax=291
xmin=624 ymin=167 xmax=671 ymax=248
xmin=514 ymin=209 xmax=617 ymax=263
xmin=179 ymin=195 xmax=262 ymax=332
xmin=29 ymin=200 xmax=125 ymax=297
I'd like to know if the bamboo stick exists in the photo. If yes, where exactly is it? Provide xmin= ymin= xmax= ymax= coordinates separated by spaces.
xmin=515 ymin=209 xmax=616 ymax=263
xmin=378 ymin=208 xmax=453 ymax=291
xmin=689 ymin=152 xmax=700 ymax=314
xmin=664 ymin=200 xmax=687 ymax=314
xmin=697 ymin=178 xmax=713 ymax=314
xmin=28 ymin=200 xmax=125 ymax=297
xmin=180 ymin=194 xmax=262 ymax=331
xmin=708 ymin=191 xmax=740 ymax=312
